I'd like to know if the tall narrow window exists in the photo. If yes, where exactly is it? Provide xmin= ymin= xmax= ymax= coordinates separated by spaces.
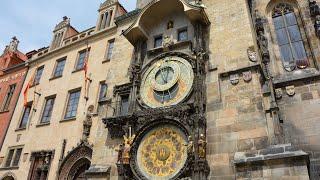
xmin=11 ymin=148 xmax=22 ymax=166
xmin=4 ymin=149 xmax=14 ymax=167
xmin=272 ymin=3 xmax=308 ymax=71
xmin=64 ymin=89 xmax=81 ymax=119
xmin=53 ymin=58 xmax=66 ymax=77
xmin=75 ymin=50 xmax=88 ymax=71
xmin=19 ymin=103 xmax=32 ymax=129
xmin=120 ymin=95 xmax=129 ymax=116
xmin=33 ymin=66 xmax=44 ymax=85
xmin=1 ymin=84 xmax=16 ymax=111
xmin=40 ymin=96 xmax=55 ymax=124
xmin=99 ymin=82 xmax=108 ymax=102
xmin=105 ymin=39 xmax=115 ymax=60
xmin=154 ymin=35 xmax=163 ymax=48
xmin=4 ymin=147 xmax=23 ymax=167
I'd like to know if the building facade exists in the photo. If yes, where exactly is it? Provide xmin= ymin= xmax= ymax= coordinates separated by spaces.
xmin=1 ymin=0 xmax=320 ymax=179
xmin=0 ymin=37 xmax=27 ymax=152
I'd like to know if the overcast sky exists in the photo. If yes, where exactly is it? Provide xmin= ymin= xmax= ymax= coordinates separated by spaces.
xmin=0 ymin=0 xmax=136 ymax=54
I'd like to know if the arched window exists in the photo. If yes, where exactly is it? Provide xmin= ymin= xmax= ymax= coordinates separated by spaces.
xmin=272 ymin=3 xmax=309 ymax=71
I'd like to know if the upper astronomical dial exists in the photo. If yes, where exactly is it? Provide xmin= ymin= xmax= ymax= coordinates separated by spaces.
xmin=140 ymin=56 xmax=194 ymax=108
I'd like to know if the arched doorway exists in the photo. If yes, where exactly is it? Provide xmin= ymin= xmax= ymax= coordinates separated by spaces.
xmin=58 ymin=143 xmax=92 ymax=180
xmin=1 ymin=172 xmax=16 ymax=180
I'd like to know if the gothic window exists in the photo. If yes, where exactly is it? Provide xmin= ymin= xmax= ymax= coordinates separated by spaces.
xmin=19 ymin=103 xmax=32 ymax=129
xmin=105 ymin=39 xmax=115 ymax=60
xmin=119 ymin=94 xmax=129 ymax=116
xmin=40 ymin=96 xmax=55 ymax=124
xmin=4 ymin=147 xmax=23 ymax=167
xmin=33 ymin=66 xmax=44 ymax=85
xmin=154 ymin=35 xmax=163 ymax=48
xmin=178 ymin=28 xmax=188 ymax=41
xmin=75 ymin=50 xmax=88 ymax=71
xmin=53 ymin=57 xmax=66 ymax=78
xmin=272 ymin=3 xmax=309 ymax=71
xmin=1 ymin=84 xmax=16 ymax=111
xmin=64 ymin=89 xmax=81 ymax=119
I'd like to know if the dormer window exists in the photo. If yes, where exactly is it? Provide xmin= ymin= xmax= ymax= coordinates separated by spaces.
xmin=154 ymin=35 xmax=163 ymax=48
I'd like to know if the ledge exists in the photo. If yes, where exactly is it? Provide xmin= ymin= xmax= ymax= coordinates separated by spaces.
xmin=0 ymin=166 xmax=19 ymax=171
xmin=15 ymin=127 xmax=26 ymax=132
xmin=85 ymin=164 xmax=111 ymax=176
xmin=219 ymin=64 xmax=261 ymax=77
xmin=273 ymin=68 xmax=320 ymax=86
xmin=147 ymin=40 xmax=192 ymax=57
xmin=102 ymin=59 xmax=111 ymax=64
xmin=234 ymin=144 xmax=309 ymax=166
xmin=72 ymin=68 xmax=84 ymax=74
xmin=35 ymin=122 xmax=50 ymax=128
xmin=49 ymin=75 xmax=62 ymax=81
xmin=60 ymin=117 xmax=76 ymax=123
xmin=0 ymin=110 xmax=10 ymax=114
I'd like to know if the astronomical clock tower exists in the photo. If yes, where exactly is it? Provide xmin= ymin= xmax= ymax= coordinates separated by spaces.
xmin=95 ymin=0 xmax=211 ymax=179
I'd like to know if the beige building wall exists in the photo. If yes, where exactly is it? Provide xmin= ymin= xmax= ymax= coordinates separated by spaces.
xmin=0 ymin=3 xmax=133 ymax=180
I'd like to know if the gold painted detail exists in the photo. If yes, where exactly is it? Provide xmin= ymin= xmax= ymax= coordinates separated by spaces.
xmin=137 ymin=125 xmax=187 ymax=179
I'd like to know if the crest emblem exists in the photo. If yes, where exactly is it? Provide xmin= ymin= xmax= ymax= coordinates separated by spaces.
xmin=275 ymin=88 xmax=283 ymax=99
xmin=230 ymin=74 xmax=239 ymax=85
xmin=242 ymin=71 xmax=252 ymax=82
xmin=247 ymin=46 xmax=257 ymax=62
xmin=286 ymin=85 xmax=295 ymax=96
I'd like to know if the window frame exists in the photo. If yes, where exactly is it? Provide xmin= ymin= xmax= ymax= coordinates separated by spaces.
xmin=32 ymin=66 xmax=44 ymax=86
xmin=1 ymin=84 xmax=16 ymax=112
xmin=17 ymin=102 xmax=33 ymax=130
xmin=98 ymin=81 xmax=108 ymax=103
xmin=119 ymin=94 xmax=129 ymax=116
xmin=63 ymin=88 xmax=81 ymax=120
xmin=3 ymin=146 xmax=23 ymax=168
xmin=105 ymin=39 xmax=115 ymax=61
xmin=52 ymin=57 xmax=67 ymax=79
xmin=154 ymin=34 xmax=163 ymax=48
xmin=269 ymin=3 xmax=313 ymax=73
xmin=39 ymin=95 xmax=56 ymax=125
xmin=74 ymin=49 xmax=89 ymax=71
xmin=177 ymin=27 xmax=188 ymax=42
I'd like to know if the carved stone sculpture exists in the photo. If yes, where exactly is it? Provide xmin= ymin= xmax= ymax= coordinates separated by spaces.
xmin=247 ymin=46 xmax=257 ymax=62
xmin=198 ymin=134 xmax=206 ymax=159
xmin=230 ymin=74 xmax=239 ymax=85
xmin=242 ymin=71 xmax=252 ymax=82
xmin=286 ymin=86 xmax=295 ymax=96
xmin=275 ymin=88 xmax=283 ymax=99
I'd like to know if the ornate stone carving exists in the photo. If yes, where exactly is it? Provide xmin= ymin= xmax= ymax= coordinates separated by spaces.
xmin=58 ymin=142 xmax=93 ymax=180
xmin=162 ymin=35 xmax=174 ymax=50
xmin=230 ymin=74 xmax=239 ymax=85
xmin=286 ymin=85 xmax=295 ymax=96
xmin=82 ymin=105 xmax=94 ymax=142
xmin=242 ymin=71 xmax=252 ymax=82
xmin=122 ymin=134 xmax=135 ymax=164
xmin=247 ymin=46 xmax=257 ymax=62
xmin=28 ymin=150 xmax=54 ymax=180
xmin=54 ymin=16 xmax=70 ymax=32
xmin=4 ymin=36 xmax=19 ymax=53
xmin=198 ymin=134 xmax=206 ymax=159
xmin=275 ymin=88 xmax=283 ymax=99
xmin=309 ymin=1 xmax=320 ymax=38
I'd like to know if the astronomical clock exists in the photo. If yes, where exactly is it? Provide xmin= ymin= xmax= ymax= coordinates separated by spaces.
xmin=105 ymin=1 xmax=210 ymax=179
xmin=140 ymin=56 xmax=194 ymax=108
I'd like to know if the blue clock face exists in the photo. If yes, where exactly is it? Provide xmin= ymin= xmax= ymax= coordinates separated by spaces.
xmin=140 ymin=56 xmax=194 ymax=108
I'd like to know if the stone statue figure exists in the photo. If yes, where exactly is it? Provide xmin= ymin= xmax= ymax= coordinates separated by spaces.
xmin=198 ymin=134 xmax=206 ymax=159
xmin=162 ymin=35 xmax=173 ymax=50
xmin=82 ymin=105 xmax=94 ymax=142
xmin=122 ymin=134 xmax=136 ymax=164
xmin=184 ymin=136 xmax=194 ymax=155
xmin=257 ymin=31 xmax=270 ymax=62
xmin=116 ymin=144 xmax=124 ymax=163
xmin=315 ymin=15 xmax=320 ymax=37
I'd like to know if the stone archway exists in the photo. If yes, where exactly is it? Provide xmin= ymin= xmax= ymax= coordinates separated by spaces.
xmin=1 ymin=172 xmax=16 ymax=180
xmin=58 ymin=143 xmax=92 ymax=180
